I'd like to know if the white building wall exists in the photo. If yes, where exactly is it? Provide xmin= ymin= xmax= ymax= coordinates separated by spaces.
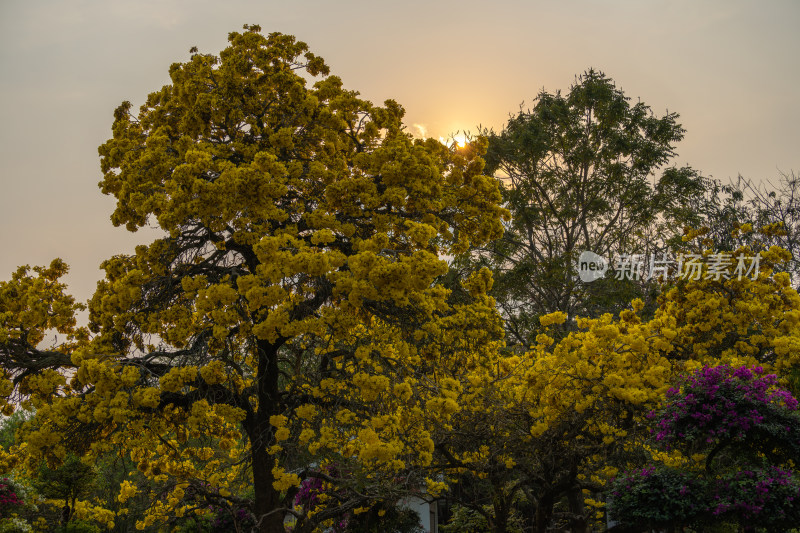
xmin=401 ymin=496 xmax=438 ymax=533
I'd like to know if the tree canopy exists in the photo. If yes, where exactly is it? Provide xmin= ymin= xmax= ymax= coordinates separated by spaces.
xmin=472 ymin=69 xmax=705 ymax=344
xmin=1 ymin=26 xmax=799 ymax=533
xmin=0 ymin=25 xmax=506 ymax=533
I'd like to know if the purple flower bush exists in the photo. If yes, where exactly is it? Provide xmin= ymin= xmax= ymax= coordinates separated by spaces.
xmin=708 ymin=467 xmax=800 ymax=524
xmin=0 ymin=477 xmax=38 ymax=532
xmin=208 ymin=506 xmax=255 ymax=532
xmin=608 ymin=365 xmax=800 ymax=532
xmin=293 ymin=474 xmax=349 ymax=532
xmin=653 ymin=365 xmax=799 ymax=453
xmin=294 ymin=475 xmax=324 ymax=511
xmin=0 ymin=478 xmax=24 ymax=515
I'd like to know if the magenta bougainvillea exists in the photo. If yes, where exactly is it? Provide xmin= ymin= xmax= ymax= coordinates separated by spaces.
xmin=292 ymin=474 xmax=349 ymax=532
xmin=609 ymin=365 xmax=800 ymax=532
xmin=708 ymin=467 xmax=799 ymax=521
xmin=0 ymin=478 xmax=24 ymax=513
xmin=653 ymin=365 xmax=798 ymax=449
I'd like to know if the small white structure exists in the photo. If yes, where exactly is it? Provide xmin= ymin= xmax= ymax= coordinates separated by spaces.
xmin=401 ymin=496 xmax=439 ymax=533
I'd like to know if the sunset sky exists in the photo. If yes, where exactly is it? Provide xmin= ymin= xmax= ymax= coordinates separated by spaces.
xmin=1 ymin=0 xmax=798 ymax=307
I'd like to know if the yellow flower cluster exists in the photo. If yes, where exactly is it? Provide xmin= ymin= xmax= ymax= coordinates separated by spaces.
xmin=424 ymin=246 xmax=800 ymax=526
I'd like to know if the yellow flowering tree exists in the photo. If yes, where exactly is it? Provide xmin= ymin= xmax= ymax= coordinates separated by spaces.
xmin=433 ymin=243 xmax=800 ymax=533
xmin=0 ymin=26 xmax=507 ymax=533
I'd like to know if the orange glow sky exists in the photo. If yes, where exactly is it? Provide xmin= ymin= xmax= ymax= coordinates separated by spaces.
xmin=1 ymin=0 xmax=798 ymax=306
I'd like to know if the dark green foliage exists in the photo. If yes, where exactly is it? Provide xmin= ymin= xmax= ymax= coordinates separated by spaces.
xmin=609 ymin=466 xmax=800 ymax=533
xmin=34 ymin=454 xmax=96 ymax=523
xmin=62 ymin=520 xmax=102 ymax=533
xmin=0 ymin=411 xmax=31 ymax=450
xmin=472 ymin=69 xmax=703 ymax=345
xmin=440 ymin=504 xmax=490 ymax=533
xmin=439 ymin=503 xmax=525 ymax=533
xmin=608 ymin=466 xmax=705 ymax=529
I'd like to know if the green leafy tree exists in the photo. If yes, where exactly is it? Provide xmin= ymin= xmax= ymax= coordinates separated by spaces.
xmin=0 ymin=410 xmax=31 ymax=450
xmin=472 ymin=69 xmax=705 ymax=345
xmin=34 ymin=455 xmax=96 ymax=525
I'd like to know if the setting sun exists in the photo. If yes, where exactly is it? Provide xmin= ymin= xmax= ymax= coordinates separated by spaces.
xmin=439 ymin=133 xmax=469 ymax=148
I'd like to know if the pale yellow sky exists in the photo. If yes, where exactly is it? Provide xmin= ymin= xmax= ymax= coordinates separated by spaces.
xmin=1 ymin=0 xmax=798 ymax=307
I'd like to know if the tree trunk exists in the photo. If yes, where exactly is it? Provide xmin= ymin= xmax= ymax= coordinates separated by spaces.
xmin=567 ymin=487 xmax=588 ymax=533
xmin=492 ymin=493 xmax=509 ymax=533
xmin=251 ymin=442 xmax=285 ymax=533
xmin=534 ymin=493 xmax=554 ymax=533
xmin=250 ymin=339 xmax=286 ymax=533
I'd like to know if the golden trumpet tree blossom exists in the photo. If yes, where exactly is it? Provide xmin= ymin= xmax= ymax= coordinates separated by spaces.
xmin=433 ymin=244 xmax=800 ymax=533
xmin=0 ymin=26 xmax=507 ymax=533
